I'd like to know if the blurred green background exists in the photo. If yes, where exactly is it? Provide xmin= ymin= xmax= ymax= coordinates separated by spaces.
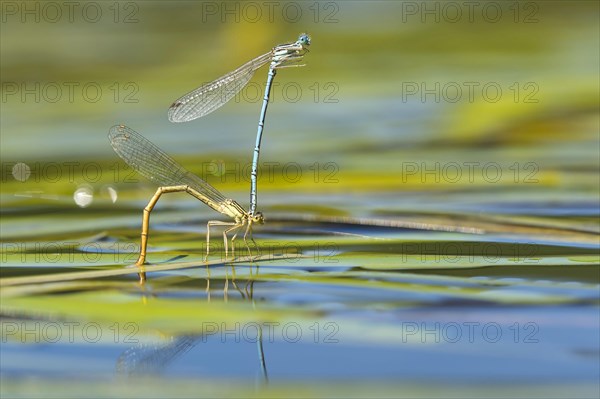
xmin=1 ymin=1 xmax=599 ymax=398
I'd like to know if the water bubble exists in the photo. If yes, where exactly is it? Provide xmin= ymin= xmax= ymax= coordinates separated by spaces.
xmin=105 ymin=185 xmax=118 ymax=203
xmin=73 ymin=186 xmax=94 ymax=208
xmin=12 ymin=162 xmax=31 ymax=182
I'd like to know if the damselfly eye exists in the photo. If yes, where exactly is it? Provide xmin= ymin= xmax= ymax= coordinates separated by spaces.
xmin=298 ymin=34 xmax=311 ymax=46
xmin=253 ymin=212 xmax=265 ymax=224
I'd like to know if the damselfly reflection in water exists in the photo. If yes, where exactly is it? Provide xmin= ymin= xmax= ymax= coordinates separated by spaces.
xmin=117 ymin=274 xmax=268 ymax=383
xmin=168 ymin=34 xmax=311 ymax=217
xmin=108 ymin=125 xmax=264 ymax=268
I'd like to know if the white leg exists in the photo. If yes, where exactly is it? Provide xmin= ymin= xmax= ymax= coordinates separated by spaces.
xmin=206 ymin=221 xmax=237 ymax=261
xmin=223 ymin=224 xmax=243 ymax=260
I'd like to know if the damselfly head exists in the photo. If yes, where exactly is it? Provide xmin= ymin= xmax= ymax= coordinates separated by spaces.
xmin=252 ymin=212 xmax=265 ymax=224
xmin=298 ymin=33 xmax=311 ymax=47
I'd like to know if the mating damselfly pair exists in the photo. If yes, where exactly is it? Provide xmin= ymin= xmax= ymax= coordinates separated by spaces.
xmin=109 ymin=34 xmax=311 ymax=266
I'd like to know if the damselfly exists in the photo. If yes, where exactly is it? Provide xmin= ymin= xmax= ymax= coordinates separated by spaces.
xmin=168 ymin=33 xmax=311 ymax=217
xmin=109 ymin=124 xmax=263 ymax=266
